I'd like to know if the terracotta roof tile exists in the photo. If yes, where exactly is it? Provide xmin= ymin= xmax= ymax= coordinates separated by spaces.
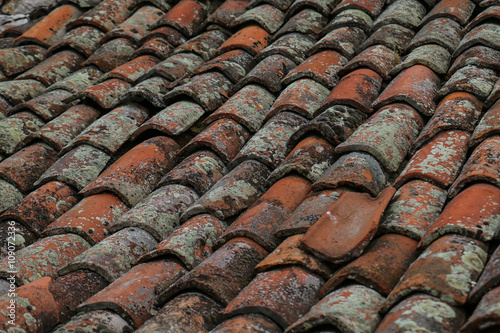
xmin=119 ymin=76 xmax=171 ymax=108
xmin=301 ymin=187 xmax=395 ymax=263
xmin=0 ymin=112 xmax=44 ymax=155
xmin=470 ymin=98 xmax=500 ymax=147
xmin=440 ymin=65 xmax=498 ymax=100
xmin=100 ymin=55 xmax=160 ymax=84
xmin=204 ymin=0 xmax=250 ymax=30
xmin=0 ymin=179 xmax=23 ymax=214
xmin=286 ymin=284 xmax=385 ymax=333
xmin=464 ymin=5 xmax=500 ymax=32
xmin=46 ymin=66 xmax=103 ymax=95
xmin=67 ymin=0 xmax=135 ymax=33
xmin=309 ymin=26 xmax=367 ymax=59
xmin=52 ymin=309 xmax=133 ymax=332
xmin=322 ymin=8 xmax=373 ymax=34
xmin=257 ymin=32 xmax=316 ymax=65
xmin=145 ymin=25 xmax=187 ymax=47
xmin=333 ymin=0 xmax=386 ymax=17
xmin=233 ymin=4 xmax=285 ymax=33
xmin=392 ymin=44 xmax=452 ymax=76
xmin=460 ymin=286 xmax=500 ymax=332
xmin=84 ymin=38 xmax=135 ymax=72
xmin=274 ymin=9 xmax=327 ymax=39
xmin=287 ymin=0 xmax=337 ymax=17
xmin=407 ymin=17 xmax=463 ymax=53
xmin=454 ymin=23 xmax=500 ymax=57
xmin=420 ymin=0 xmax=476 ymax=26
xmin=43 ymin=192 xmax=129 ymax=245
xmin=194 ymin=49 xmax=255 ymax=83
xmin=360 ymin=23 xmax=415 ymax=52
xmin=48 ymin=25 xmax=106 ymax=57
xmin=144 ymin=52 xmax=203 ymax=82
xmin=469 ymin=243 xmax=500 ymax=304
xmin=155 ymin=0 xmax=207 ymax=37
xmin=9 ymin=89 xmax=74 ymax=122
xmin=0 ymin=79 xmax=46 ymax=106
xmin=174 ymin=30 xmax=228 ymax=61
xmin=212 ymin=313 xmax=282 ymax=332
xmin=222 ymin=266 xmax=322 ymax=328
xmin=371 ymin=0 xmax=427 ymax=31
xmin=109 ymin=184 xmax=199 ymax=241
xmin=340 ymin=44 xmax=399 ymax=80
xmin=0 ymin=45 xmax=46 ymax=77
xmin=133 ymin=35 xmax=173 ymax=58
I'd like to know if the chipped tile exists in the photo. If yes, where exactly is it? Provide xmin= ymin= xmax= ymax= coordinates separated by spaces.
xmin=301 ymin=187 xmax=395 ymax=263
xmin=394 ymin=130 xmax=470 ymax=189
xmin=219 ymin=176 xmax=311 ymax=250
xmin=109 ymin=184 xmax=199 ymax=241
xmin=336 ymin=104 xmax=424 ymax=172
xmin=382 ymin=234 xmax=488 ymax=310
xmin=379 ymin=180 xmax=447 ymax=240
xmin=313 ymin=152 xmax=388 ymax=196
xmin=373 ymin=65 xmax=440 ymax=116
xmin=35 ymin=144 xmax=111 ymax=190
xmin=44 ymin=192 xmax=129 ymax=245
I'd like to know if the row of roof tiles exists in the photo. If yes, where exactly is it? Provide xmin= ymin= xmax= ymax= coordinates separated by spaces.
xmin=0 ymin=0 xmax=499 ymax=332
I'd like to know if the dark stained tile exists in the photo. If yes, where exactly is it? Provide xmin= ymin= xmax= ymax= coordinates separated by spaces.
xmin=232 ymin=112 xmax=306 ymax=169
xmin=204 ymin=0 xmax=250 ymax=30
xmin=320 ymin=234 xmax=418 ymax=296
xmin=269 ymin=78 xmax=330 ymax=120
xmin=460 ymin=286 xmax=500 ymax=333
xmin=251 ymin=0 xmax=293 ymax=11
xmin=154 ymin=0 xmax=207 ymax=38
xmin=80 ymin=137 xmax=179 ymax=207
xmin=449 ymin=137 xmax=500 ymax=197
xmin=308 ymin=26 xmax=366 ymax=59
xmin=217 ymin=24 xmax=271 ymax=56
xmin=133 ymin=100 xmax=203 ymax=139
xmin=136 ymin=292 xmax=222 ymax=333
xmin=439 ymin=65 xmax=498 ymax=100
xmin=35 ymin=144 xmax=111 ymax=191
xmin=336 ymin=104 xmax=424 ymax=172
xmin=376 ymin=294 xmax=465 ymax=333
xmin=52 ymin=310 xmax=133 ymax=333
xmin=24 ymin=104 xmax=99 ymax=151
xmin=454 ymin=23 xmax=500 ymax=58
xmin=194 ymin=49 xmax=255 ymax=83
xmin=0 ymin=143 xmax=57 ymax=192
xmin=470 ymin=99 xmax=500 ymax=147
xmin=407 ymin=18 xmax=462 ymax=54
xmin=313 ymin=152 xmax=388 ymax=197
xmin=44 ymin=192 xmax=129 ymax=245
xmin=233 ymin=4 xmax=285 ymax=33
xmin=0 ymin=233 xmax=90 ymax=285
xmin=469 ymin=244 xmax=500 ymax=304
xmin=485 ymin=76 xmax=500 ymax=108
xmin=0 ymin=79 xmax=46 ymax=106
xmin=159 ymin=151 xmax=227 ymax=195
xmin=145 ymin=53 xmax=204 ymax=82
xmin=276 ymin=189 xmax=343 ymax=237
xmin=156 ymin=238 xmax=268 ymax=306
xmin=100 ymin=55 xmax=160 ymax=84
xmin=146 ymin=26 xmax=187 ymax=48
xmin=287 ymin=0 xmax=337 ymax=17
xmin=379 ymin=180 xmax=447 ymax=240
xmin=78 ymin=260 xmax=186 ymax=328
xmin=103 ymin=5 xmax=165 ymax=44
xmin=301 ymin=187 xmax=396 ymax=264
xmin=393 ymin=44 xmax=451 ymax=77
xmin=118 ymin=76 xmax=171 ymax=109
xmin=371 ymin=0 xmax=426 ymax=31
xmin=286 ymin=285 xmax=385 ymax=333
xmin=319 ymin=68 xmax=382 ymax=116
xmin=67 ymin=0 xmax=135 ymax=33
xmin=420 ymin=0 xmax=476 ymax=26
xmin=212 ymin=314 xmax=282 ymax=333
xmin=130 ymin=0 xmax=172 ymax=11
xmin=274 ymin=9 xmax=327 ymax=40
xmin=283 ymin=50 xmax=348 ymax=89
xmin=67 ymin=78 xmax=132 ymax=110
xmin=181 ymin=160 xmax=270 ymax=220
xmin=340 ymin=45 xmax=400 ymax=80
xmin=9 ymin=89 xmax=74 ymax=122
xmin=0 ymin=45 xmax=46 ymax=77
xmin=133 ymin=36 xmax=173 ymax=59
xmin=84 ymin=38 xmax=136 ymax=72
xmin=164 ymin=72 xmax=232 ymax=112
xmin=0 ymin=181 xmax=78 ymax=236
xmin=109 ymin=184 xmax=199 ymax=242
xmin=46 ymin=66 xmax=103 ymax=95
xmin=205 ymin=84 xmax=276 ymax=132
xmin=268 ymin=135 xmax=336 ymax=183
xmin=48 ymin=25 xmax=106 ymax=57
xmin=141 ymin=214 xmax=224 ymax=269
xmin=360 ymin=23 xmax=415 ymax=52
xmin=394 ymin=130 xmax=470 ymax=189
xmin=49 ymin=269 xmax=109 ymax=322
xmin=0 ymin=179 xmax=23 ymax=214
xmin=257 ymin=32 xmax=316 ymax=65
xmin=219 ymin=176 xmax=311 ymax=250
xmin=0 ymin=112 xmax=44 ymax=155
xmin=59 ymin=227 xmax=157 ymax=283
xmin=373 ymin=65 xmax=440 ymax=116
xmin=321 ymin=9 xmax=373 ymax=35
xmin=0 ymin=277 xmax=60 ymax=332
xmin=64 ymin=103 xmax=149 ymax=155
xmin=333 ymin=0 xmax=386 ymax=17
xmin=222 ymin=267 xmax=322 ymax=328
xmin=290 ymin=105 xmax=367 ymax=147
xmin=382 ymin=234 xmax=488 ymax=311
xmin=420 ymin=183 xmax=500 ymax=249
xmin=174 ymin=30 xmax=228 ymax=62
xmin=13 ymin=4 xmax=82 ymax=47
xmin=233 ymin=54 xmax=296 ymax=93
xmin=255 ymin=234 xmax=333 ymax=279
xmin=179 ymin=118 xmax=250 ymax=164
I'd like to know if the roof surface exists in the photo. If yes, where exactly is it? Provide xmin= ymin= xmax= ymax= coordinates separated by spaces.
xmin=0 ymin=0 xmax=499 ymax=331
